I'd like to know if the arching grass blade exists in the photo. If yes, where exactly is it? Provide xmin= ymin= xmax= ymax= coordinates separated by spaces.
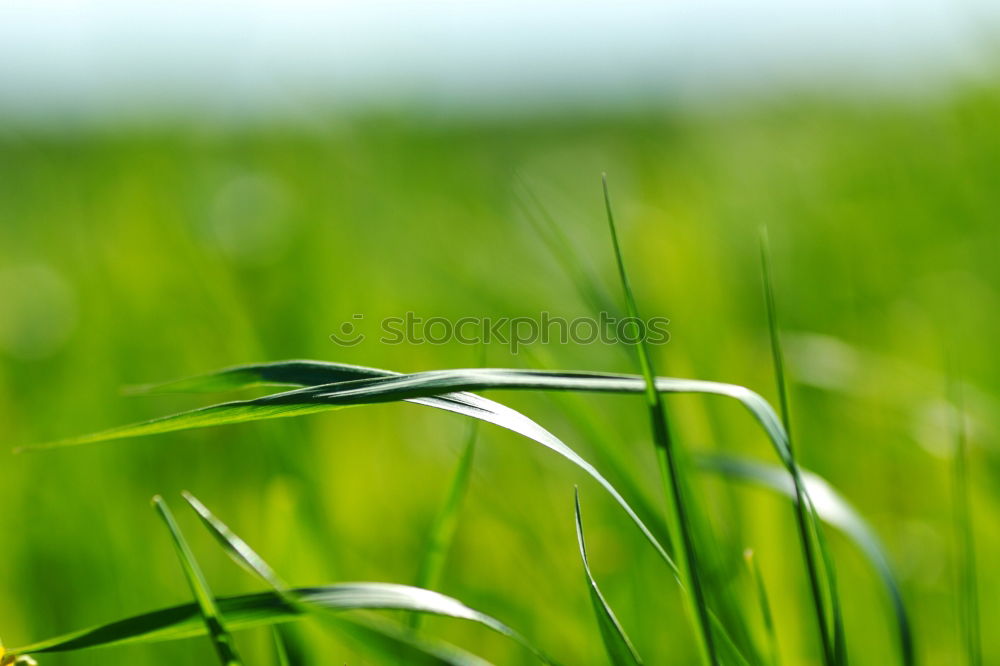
xmin=574 ymin=489 xmax=643 ymax=666
xmin=14 ymin=583 xmax=543 ymax=662
xmin=28 ymin=364 xmax=807 ymax=574
xmin=151 ymin=495 xmax=242 ymax=666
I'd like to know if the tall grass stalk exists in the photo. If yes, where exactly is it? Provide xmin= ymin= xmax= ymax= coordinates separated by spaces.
xmin=950 ymin=380 xmax=981 ymax=666
xmin=743 ymin=549 xmax=778 ymax=666
xmin=272 ymin=627 xmax=291 ymax=666
xmin=602 ymin=175 xmax=717 ymax=665
xmin=152 ymin=495 xmax=243 ymax=666
xmin=759 ymin=228 xmax=839 ymax=666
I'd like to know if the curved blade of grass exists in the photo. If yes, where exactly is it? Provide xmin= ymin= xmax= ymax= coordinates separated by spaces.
xmin=151 ymin=496 xmax=242 ymax=666
xmin=742 ymin=550 xmax=778 ymax=666
xmin=333 ymin=615 xmax=493 ymax=666
xmin=182 ymin=492 xmax=502 ymax=666
xmin=27 ymin=366 xmax=802 ymax=573
xmin=603 ymin=175 xmax=716 ymax=664
xmin=411 ymin=420 xmax=479 ymax=629
xmin=760 ymin=228 xmax=841 ymax=666
xmin=574 ymin=489 xmax=643 ymax=666
xmin=132 ymin=359 xmax=678 ymax=562
xmin=697 ymin=453 xmax=913 ymax=665
xmin=14 ymin=583 xmax=537 ymax=659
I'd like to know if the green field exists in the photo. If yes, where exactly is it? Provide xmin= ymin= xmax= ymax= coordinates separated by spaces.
xmin=1 ymin=86 xmax=998 ymax=664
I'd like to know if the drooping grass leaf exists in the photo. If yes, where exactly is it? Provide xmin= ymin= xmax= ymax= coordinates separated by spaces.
xmin=13 ymin=583 xmax=541 ymax=661
xmin=950 ymin=379 xmax=981 ymax=666
xmin=29 ymin=365 xmax=804 ymax=567
xmin=151 ymin=495 xmax=242 ymax=666
xmin=742 ymin=550 xmax=778 ymax=666
xmin=183 ymin=491 xmax=507 ymax=666
xmin=602 ymin=175 xmax=717 ymax=664
xmin=574 ymin=489 xmax=643 ymax=666
xmin=411 ymin=419 xmax=479 ymax=629
xmin=697 ymin=453 xmax=913 ymax=665
xmin=759 ymin=228 xmax=842 ymax=666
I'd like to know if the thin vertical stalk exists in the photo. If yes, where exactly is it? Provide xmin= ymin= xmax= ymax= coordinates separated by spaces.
xmin=760 ymin=228 xmax=839 ymax=666
xmin=603 ymin=176 xmax=717 ymax=665
xmin=951 ymin=380 xmax=981 ymax=666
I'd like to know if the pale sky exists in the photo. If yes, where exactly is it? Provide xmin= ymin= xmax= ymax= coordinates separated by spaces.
xmin=0 ymin=0 xmax=996 ymax=122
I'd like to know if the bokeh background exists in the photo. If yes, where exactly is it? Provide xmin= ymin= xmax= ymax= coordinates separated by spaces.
xmin=1 ymin=2 xmax=999 ymax=664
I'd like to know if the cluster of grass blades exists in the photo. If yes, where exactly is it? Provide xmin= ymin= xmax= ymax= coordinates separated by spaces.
xmin=13 ymin=180 xmax=916 ymax=664
xmin=8 ymin=491 xmax=550 ymax=665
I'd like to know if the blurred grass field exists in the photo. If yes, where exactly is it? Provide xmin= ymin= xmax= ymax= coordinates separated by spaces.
xmin=1 ymin=84 xmax=999 ymax=664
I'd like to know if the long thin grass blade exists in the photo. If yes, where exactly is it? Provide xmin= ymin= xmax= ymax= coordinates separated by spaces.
xmin=28 ymin=365 xmax=805 ymax=571
xmin=697 ymin=454 xmax=913 ymax=665
xmin=759 ymin=228 xmax=842 ymax=666
xmin=36 ymin=366 xmax=793 ymax=462
xmin=574 ymin=490 xmax=643 ymax=666
xmin=272 ymin=626 xmax=291 ymax=666
xmin=183 ymin=492 xmax=288 ymax=591
xmin=950 ymin=379 xmax=981 ymax=666
xmin=151 ymin=496 xmax=242 ymax=666
xmin=183 ymin=492 xmax=506 ymax=666
xmin=602 ymin=175 xmax=716 ymax=664
xmin=411 ymin=419 xmax=479 ymax=629
xmin=14 ymin=583 xmax=539 ymax=660
xmin=742 ymin=550 xmax=778 ymax=666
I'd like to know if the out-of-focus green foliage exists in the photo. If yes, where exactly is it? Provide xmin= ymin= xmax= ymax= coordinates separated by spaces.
xmin=1 ymin=86 xmax=999 ymax=663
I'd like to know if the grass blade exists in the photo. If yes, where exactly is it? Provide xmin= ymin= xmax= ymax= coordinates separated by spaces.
xmin=183 ymin=492 xmax=288 ymax=591
xmin=37 ymin=364 xmax=697 ymax=575
xmin=14 ymin=583 xmax=543 ymax=661
xmin=760 ymin=228 xmax=842 ymax=666
xmin=742 ymin=550 xmax=778 ymax=666
xmin=28 ymin=363 xmax=809 ymax=580
xmin=574 ymin=489 xmax=643 ymax=666
xmin=272 ymin=626 xmax=291 ymax=666
xmin=151 ymin=495 xmax=242 ymax=666
xmin=950 ymin=380 xmax=981 ymax=666
xmin=411 ymin=419 xmax=479 ymax=629
xmin=602 ymin=175 xmax=716 ymax=664
xmin=697 ymin=453 xmax=913 ymax=665
xmin=183 ymin=492 xmax=506 ymax=666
